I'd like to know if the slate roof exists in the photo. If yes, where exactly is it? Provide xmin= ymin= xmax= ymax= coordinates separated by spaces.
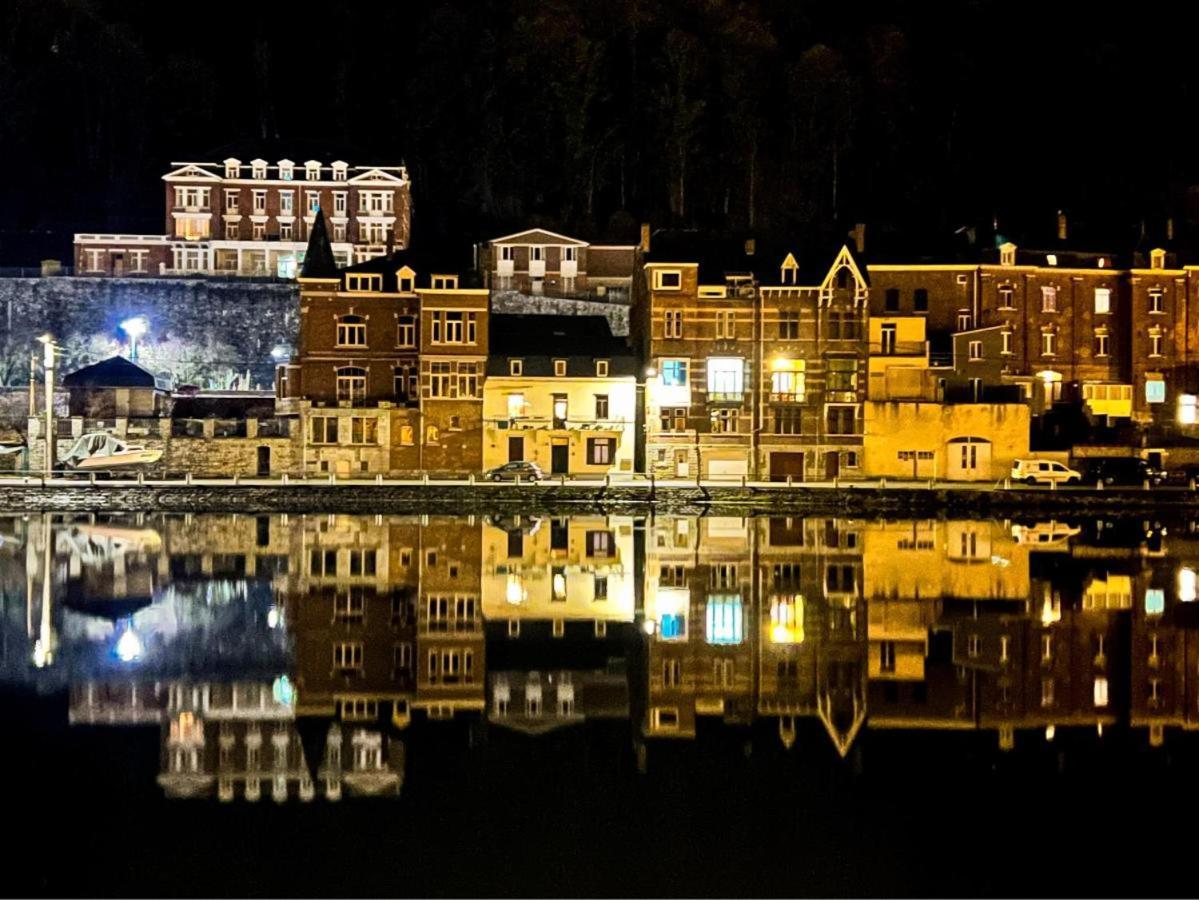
xmin=486 ymin=315 xmax=637 ymax=377
xmin=300 ymin=210 xmax=339 ymax=279
xmin=62 ymin=356 xmax=167 ymax=390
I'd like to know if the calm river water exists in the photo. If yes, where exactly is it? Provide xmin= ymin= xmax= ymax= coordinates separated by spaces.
xmin=1 ymin=511 xmax=1194 ymax=896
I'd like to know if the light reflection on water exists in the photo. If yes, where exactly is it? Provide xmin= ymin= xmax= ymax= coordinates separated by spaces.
xmin=0 ymin=511 xmax=1189 ymax=802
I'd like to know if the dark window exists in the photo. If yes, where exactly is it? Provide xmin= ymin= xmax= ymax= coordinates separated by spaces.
xmin=551 ymin=519 xmax=568 ymax=551
xmin=586 ymin=530 xmax=613 ymax=557
xmin=884 ymin=288 xmax=900 ymax=311
xmin=913 ymin=288 xmax=929 ymax=312
xmin=507 ymin=530 xmax=523 ymax=558
xmin=587 ymin=438 xmax=613 ymax=465
xmin=778 ymin=312 xmax=800 ymax=340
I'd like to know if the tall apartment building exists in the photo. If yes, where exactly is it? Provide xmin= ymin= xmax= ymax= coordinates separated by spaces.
xmin=278 ymin=213 xmax=487 ymax=476
xmin=637 ymin=232 xmax=870 ymax=481
xmin=75 ymin=156 xmax=411 ymax=278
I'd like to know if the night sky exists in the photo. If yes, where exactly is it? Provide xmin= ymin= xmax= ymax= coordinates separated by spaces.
xmin=2 ymin=0 xmax=1197 ymax=265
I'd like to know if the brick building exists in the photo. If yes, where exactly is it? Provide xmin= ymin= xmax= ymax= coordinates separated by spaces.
xmin=637 ymin=232 xmax=870 ymax=481
xmin=74 ymin=156 xmax=411 ymax=278
xmin=278 ymin=214 xmax=487 ymax=476
xmin=867 ymin=217 xmax=1199 ymax=441
xmin=480 ymin=228 xmax=638 ymax=302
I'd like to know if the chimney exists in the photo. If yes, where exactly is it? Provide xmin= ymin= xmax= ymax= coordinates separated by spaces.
xmin=849 ymin=223 xmax=866 ymax=255
xmin=639 ymin=223 xmax=651 ymax=254
xmin=1056 ymin=210 xmax=1067 ymax=241
xmin=1168 ymin=217 xmax=1175 ymax=241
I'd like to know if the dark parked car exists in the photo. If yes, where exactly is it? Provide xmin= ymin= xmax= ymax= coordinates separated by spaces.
xmin=484 ymin=460 xmax=545 ymax=483
xmin=1084 ymin=457 xmax=1161 ymax=487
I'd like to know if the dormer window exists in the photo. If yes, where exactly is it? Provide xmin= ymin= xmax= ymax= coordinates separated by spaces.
xmin=1151 ymin=248 xmax=1166 ymax=270
xmin=999 ymin=243 xmax=1016 ymax=266
xmin=305 ymin=160 xmax=321 ymax=181
xmin=780 ymin=253 xmax=799 ymax=286
xmin=224 ymin=158 xmax=241 ymax=179
xmin=278 ymin=160 xmax=294 ymax=181
xmin=596 ymin=360 xmax=609 ymax=377
xmin=332 ymin=161 xmax=348 ymax=181
xmin=251 ymin=159 xmax=267 ymax=180
xmin=397 ymin=266 xmax=415 ymax=293
xmin=345 ymin=273 xmax=382 ymax=292
xmin=510 ymin=359 xmax=523 ymax=376
xmin=432 ymin=275 xmax=459 ymax=290
xmin=554 ymin=359 xmax=567 ymax=377
xmin=653 ymin=269 xmax=682 ymax=290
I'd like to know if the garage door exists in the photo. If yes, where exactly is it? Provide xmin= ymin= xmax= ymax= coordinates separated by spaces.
xmin=769 ymin=452 xmax=805 ymax=482
xmin=707 ymin=459 xmax=749 ymax=480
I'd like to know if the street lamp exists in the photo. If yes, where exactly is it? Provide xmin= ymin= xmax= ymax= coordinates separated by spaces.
xmin=120 ymin=316 xmax=149 ymax=362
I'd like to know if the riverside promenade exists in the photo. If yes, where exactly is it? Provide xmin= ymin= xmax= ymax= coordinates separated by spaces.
xmin=0 ymin=473 xmax=1193 ymax=516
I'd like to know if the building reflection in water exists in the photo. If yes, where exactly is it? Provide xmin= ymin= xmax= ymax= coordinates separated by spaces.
xmin=0 ymin=510 xmax=1195 ymax=799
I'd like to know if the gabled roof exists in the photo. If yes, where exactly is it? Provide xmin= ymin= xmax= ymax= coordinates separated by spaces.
xmin=490 ymin=228 xmax=589 ymax=246
xmin=161 ymin=164 xmax=222 ymax=182
xmin=347 ymin=167 xmax=409 ymax=185
xmin=62 ymin=356 xmax=166 ymax=390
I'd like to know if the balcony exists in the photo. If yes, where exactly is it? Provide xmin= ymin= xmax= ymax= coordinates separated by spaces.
xmin=768 ymin=392 xmax=806 ymax=404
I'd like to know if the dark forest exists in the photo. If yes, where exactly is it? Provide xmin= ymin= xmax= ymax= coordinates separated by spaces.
xmin=2 ymin=0 xmax=1197 ymax=262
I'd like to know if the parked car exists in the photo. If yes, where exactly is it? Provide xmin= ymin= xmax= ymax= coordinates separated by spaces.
xmin=1011 ymin=458 xmax=1082 ymax=486
xmin=484 ymin=460 xmax=545 ymax=483
xmin=1084 ymin=456 xmax=1162 ymax=487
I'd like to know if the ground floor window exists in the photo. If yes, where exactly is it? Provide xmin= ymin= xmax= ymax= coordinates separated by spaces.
xmin=587 ymin=437 xmax=613 ymax=465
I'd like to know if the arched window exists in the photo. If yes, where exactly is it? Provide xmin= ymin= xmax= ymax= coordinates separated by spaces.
xmin=336 ymin=315 xmax=366 ymax=347
xmin=336 ymin=367 xmax=367 ymax=404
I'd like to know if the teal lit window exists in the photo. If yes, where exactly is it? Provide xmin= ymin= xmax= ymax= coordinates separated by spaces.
xmin=662 ymin=359 xmax=688 ymax=387
xmin=1146 ymin=588 xmax=1165 ymax=615
xmin=1146 ymin=380 xmax=1166 ymax=404
xmin=659 ymin=613 xmax=687 ymax=640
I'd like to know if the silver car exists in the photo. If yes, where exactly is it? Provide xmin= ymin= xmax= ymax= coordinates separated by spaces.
xmin=484 ymin=461 xmax=545 ymax=483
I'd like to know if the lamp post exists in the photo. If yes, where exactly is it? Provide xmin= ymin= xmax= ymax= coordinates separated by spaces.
xmin=37 ymin=335 xmax=56 ymax=479
xmin=120 ymin=316 xmax=149 ymax=363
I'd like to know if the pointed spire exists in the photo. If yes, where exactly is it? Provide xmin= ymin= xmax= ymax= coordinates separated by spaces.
xmin=300 ymin=209 xmax=339 ymax=279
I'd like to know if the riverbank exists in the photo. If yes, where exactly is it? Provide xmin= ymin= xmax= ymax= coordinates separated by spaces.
xmin=0 ymin=478 xmax=1194 ymax=516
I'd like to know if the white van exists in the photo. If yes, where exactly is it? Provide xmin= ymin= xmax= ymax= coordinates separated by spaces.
xmin=1011 ymin=458 xmax=1082 ymax=486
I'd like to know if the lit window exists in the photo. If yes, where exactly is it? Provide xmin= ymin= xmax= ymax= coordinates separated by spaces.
xmin=968 ymin=340 xmax=983 ymax=361
xmin=769 ymin=595 xmax=803 ymax=644
xmin=1146 ymin=379 xmax=1166 ymax=404
xmin=1001 ymin=330 xmax=1013 ymax=354
xmin=1180 ymin=394 xmax=1197 ymax=425
xmin=1181 ymin=567 xmax=1196 ymax=603
xmin=705 ymin=596 xmax=743 ymax=645
xmin=1041 ymin=286 xmax=1057 ymax=312
xmin=1093 ymin=677 xmax=1109 ymax=708
xmin=1094 ymin=288 xmax=1111 ymax=314
xmin=1146 ymin=588 xmax=1165 ymax=616
xmin=661 ymin=359 xmax=688 ymax=387
xmin=507 ymin=393 xmax=524 ymax=419
xmin=770 ymin=358 xmax=805 ymax=400
xmin=706 ymin=357 xmax=744 ymax=400
xmin=659 ymin=613 xmax=686 ymax=640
